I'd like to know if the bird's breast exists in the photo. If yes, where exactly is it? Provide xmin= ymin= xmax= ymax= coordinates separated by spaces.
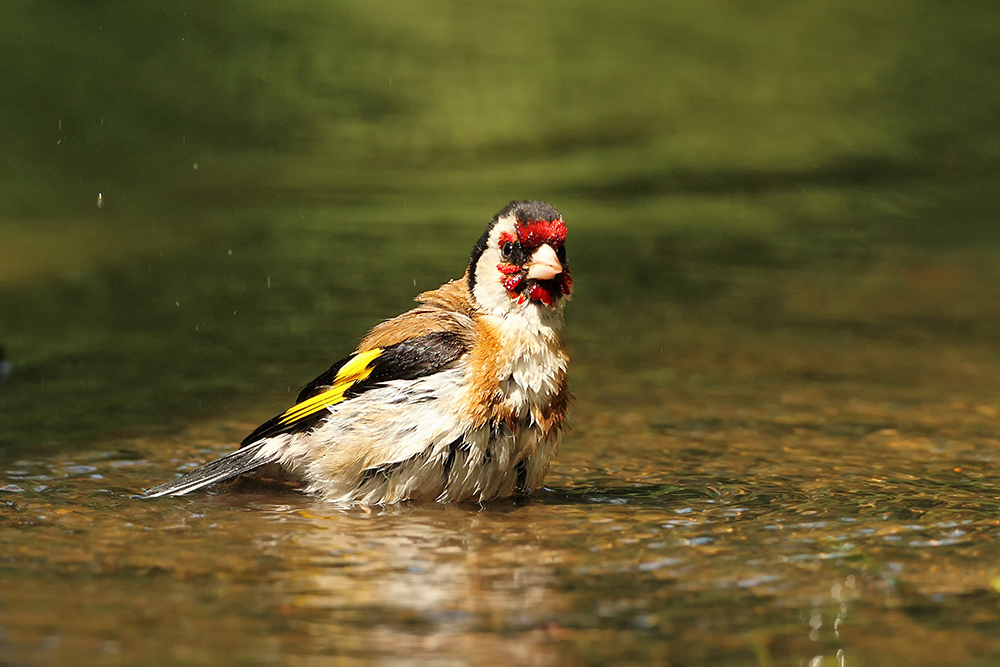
xmin=463 ymin=314 xmax=569 ymax=430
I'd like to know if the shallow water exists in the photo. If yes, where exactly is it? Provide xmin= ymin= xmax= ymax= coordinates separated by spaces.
xmin=5 ymin=366 xmax=1000 ymax=666
xmin=4 ymin=191 xmax=1000 ymax=665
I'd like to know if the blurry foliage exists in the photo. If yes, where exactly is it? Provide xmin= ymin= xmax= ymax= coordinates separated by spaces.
xmin=3 ymin=0 xmax=999 ymax=215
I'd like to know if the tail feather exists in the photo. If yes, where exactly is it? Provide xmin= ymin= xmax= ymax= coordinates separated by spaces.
xmin=144 ymin=440 xmax=280 ymax=498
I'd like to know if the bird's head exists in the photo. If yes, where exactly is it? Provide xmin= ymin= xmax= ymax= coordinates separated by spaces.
xmin=468 ymin=201 xmax=572 ymax=321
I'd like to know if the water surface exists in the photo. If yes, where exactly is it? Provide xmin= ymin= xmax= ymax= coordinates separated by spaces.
xmin=4 ymin=188 xmax=1000 ymax=666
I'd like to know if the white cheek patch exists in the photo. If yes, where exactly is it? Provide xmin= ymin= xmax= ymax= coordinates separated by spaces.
xmin=472 ymin=214 xmax=518 ymax=314
xmin=472 ymin=214 xmax=567 ymax=332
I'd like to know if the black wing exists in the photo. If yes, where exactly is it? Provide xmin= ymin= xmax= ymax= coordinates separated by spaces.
xmin=144 ymin=331 xmax=469 ymax=498
xmin=239 ymin=331 xmax=468 ymax=446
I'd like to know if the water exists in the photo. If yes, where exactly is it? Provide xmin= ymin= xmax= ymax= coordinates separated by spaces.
xmin=3 ymin=193 xmax=1000 ymax=665
xmin=4 ymin=2 xmax=1000 ymax=665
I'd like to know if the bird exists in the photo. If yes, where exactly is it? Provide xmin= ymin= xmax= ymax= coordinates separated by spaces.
xmin=145 ymin=200 xmax=572 ymax=504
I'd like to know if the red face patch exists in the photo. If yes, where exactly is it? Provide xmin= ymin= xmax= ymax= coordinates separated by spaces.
xmin=515 ymin=218 xmax=566 ymax=248
xmin=557 ymin=268 xmax=573 ymax=295
xmin=498 ymin=230 xmax=518 ymax=246
xmin=494 ymin=216 xmax=570 ymax=306
xmin=527 ymin=283 xmax=554 ymax=306
xmin=502 ymin=274 xmax=524 ymax=293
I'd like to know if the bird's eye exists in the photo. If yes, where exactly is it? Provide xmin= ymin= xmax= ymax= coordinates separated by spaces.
xmin=501 ymin=241 xmax=516 ymax=258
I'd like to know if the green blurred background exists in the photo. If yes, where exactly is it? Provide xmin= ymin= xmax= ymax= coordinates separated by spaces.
xmin=2 ymin=0 xmax=999 ymax=454
xmin=5 ymin=0 xmax=999 ymax=214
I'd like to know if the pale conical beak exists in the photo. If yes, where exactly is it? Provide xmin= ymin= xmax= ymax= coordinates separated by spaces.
xmin=526 ymin=243 xmax=563 ymax=281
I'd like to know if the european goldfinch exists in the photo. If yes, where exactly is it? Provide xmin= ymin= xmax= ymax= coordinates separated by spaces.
xmin=146 ymin=200 xmax=572 ymax=504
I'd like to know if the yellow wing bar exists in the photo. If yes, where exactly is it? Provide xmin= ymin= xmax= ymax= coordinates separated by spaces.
xmin=277 ymin=348 xmax=382 ymax=425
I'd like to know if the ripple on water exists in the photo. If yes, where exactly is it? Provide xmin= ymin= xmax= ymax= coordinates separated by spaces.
xmin=4 ymin=331 xmax=1000 ymax=666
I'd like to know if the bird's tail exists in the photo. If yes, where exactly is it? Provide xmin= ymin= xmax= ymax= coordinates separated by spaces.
xmin=144 ymin=438 xmax=282 ymax=498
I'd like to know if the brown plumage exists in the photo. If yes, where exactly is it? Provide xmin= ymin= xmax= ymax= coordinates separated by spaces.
xmin=145 ymin=200 xmax=572 ymax=504
xmin=358 ymin=278 xmax=476 ymax=350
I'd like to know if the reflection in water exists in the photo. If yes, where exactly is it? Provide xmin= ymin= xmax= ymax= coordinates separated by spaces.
xmin=3 ymin=412 xmax=1000 ymax=666
xmin=279 ymin=504 xmax=567 ymax=665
